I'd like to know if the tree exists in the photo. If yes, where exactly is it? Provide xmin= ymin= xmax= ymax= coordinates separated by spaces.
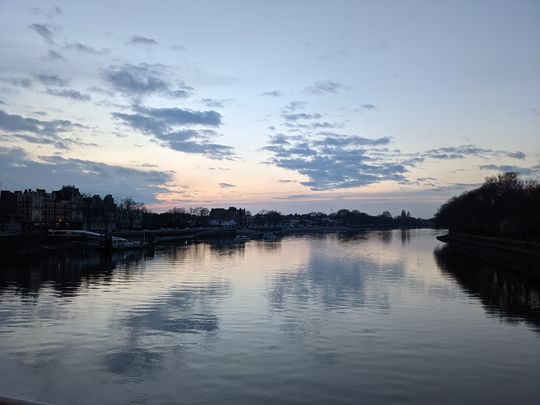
xmin=118 ymin=197 xmax=146 ymax=229
xmin=434 ymin=172 xmax=540 ymax=238
xmin=189 ymin=206 xmax=209 ymax=216
xmin=265 ymin=210 xmax=282 ymax=225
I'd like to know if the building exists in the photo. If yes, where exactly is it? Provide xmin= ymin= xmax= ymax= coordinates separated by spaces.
xmin=208 ymin=207 xmax=246 ymax=228
xmin=0 ymin=186 xmax=118 ymax=232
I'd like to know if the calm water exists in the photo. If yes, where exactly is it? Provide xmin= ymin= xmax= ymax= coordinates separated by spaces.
xmin=1 ymin=229 xmax=539 ymax=404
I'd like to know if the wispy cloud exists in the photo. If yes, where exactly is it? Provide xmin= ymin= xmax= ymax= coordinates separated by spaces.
xmin=0 ymin=147 xmax=171 ymax=202
xmin=218 ymin=182 xmax=235 ymax=188
xmin=201 ymin=98 xmax=232 ymax=108
xmin=129 ymin=35 xmax=158 ymax=46
xmin=112 ymin=105 xmax=234 ymax=160
xmin=262 ymin=90 xmax=282 ymax=97
xmin=0 ymin=108 xmax=76 ymax=135
xmin=63 ymin=42 xmax=109 ymax=55
xmin=33 ymin=73 xmax=69 ymax=87
xmin=479 ymin=164 xmax=540 ymax=177
xmin=282 ymin=112 xmax=323 ymax=121
xmin=1 ymin=77 xmax=33 ymax=89
xmin=103 ymin=64 xmax=192 ymax=99
xmin=45 ymin=88 xmax=91 ymax=101
xmin=304 ymin=80 xmax=348 ymax=95
xmin=47 ymin=49 xmax=64 ymax=60
xmin=506 ymin=151 xmax=526 ymax=160
xmin=422 ymin=145 xmax=526 ymax=161
xmin=29 ymin=23 xmax=55 ymax=44
xmin=0 ymin=108 xmax=92 ymax=150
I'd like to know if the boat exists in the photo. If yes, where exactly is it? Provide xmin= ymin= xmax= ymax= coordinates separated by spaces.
xmin=263 ymin=232 xmax=278 ymax=241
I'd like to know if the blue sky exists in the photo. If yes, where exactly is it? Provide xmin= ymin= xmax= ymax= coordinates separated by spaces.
xmin=0 ymin=0 xmax=539 ymax=217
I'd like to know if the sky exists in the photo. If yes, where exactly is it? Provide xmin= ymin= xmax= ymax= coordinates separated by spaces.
xmin=0 ymin=0 xmax=539 ymax=218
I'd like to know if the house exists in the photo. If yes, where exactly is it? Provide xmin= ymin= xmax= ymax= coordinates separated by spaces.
xmin=208 ymin=207 xmax=246 ymax=228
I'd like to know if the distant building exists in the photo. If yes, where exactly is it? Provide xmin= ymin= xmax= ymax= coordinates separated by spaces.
xmin=0 ymin=190 xmax=21 ymax=233
xmin=83 ymin=194 xmax=117 ymax=231
xmin=0 ymin=185 xmax=117 ymax=232
xmin=208 ymin=207 xmax=246 ymax=228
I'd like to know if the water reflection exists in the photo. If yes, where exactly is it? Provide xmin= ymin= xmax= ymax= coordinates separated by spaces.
xmin=378 ymin=229 xmax=393 ymax=244
xmin=0 ymin=250 xmax=149 ymax=298
xmin=1 ymin=232 xmax=539 ymax=405
xmin=400 ymin=228 xmax=411 ymax=245
xmin=268 ymin=234 xmax=405 ymax=338
xmin=434 ymin=245 xmax=540 ymax=332
xmin=105 ymin=280 xmax=229 ymax=378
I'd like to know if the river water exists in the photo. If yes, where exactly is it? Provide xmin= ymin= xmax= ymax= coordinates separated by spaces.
xmin=0 ymin=229 xmax=539 ymax=404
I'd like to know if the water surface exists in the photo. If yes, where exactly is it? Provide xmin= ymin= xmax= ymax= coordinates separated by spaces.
xmin=1 ymin=230 xmax=539 ymax=404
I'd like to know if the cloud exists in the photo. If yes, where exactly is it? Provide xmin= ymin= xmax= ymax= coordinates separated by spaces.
xmin=112 ymin=106 xmax=234 ymax=160
xmin=262 ymin=90 xmax=282 ymax=97
xmin=507 ymin=151 xmax=526 ymax=159
xmin=0 ymin=108 xmax=93 ymax=150
xmin=103 ymin=64 xmax=192 ymax=99
xmin=479 ymin=164 xmax=540 ymax=177
xmin=63 ymin=42 xmax=109 ymax=55
xmin=0 ymin=108 xmax=76 ymax=135
xmin=0 ymin=147 xmax=172 ymax=202
xmin=31 ymin=5 xmax=62 ymax=18
xmin=1 ymin=77 xmax=33 ymax=88
xmin=45 ymin=88 xmax=91 ymax=101
xmin=262 ymin=136 xmax=533 ymax=190
xmin=263 ymin=133 xmax=403 ymax=190
xmin=218 ymin=182 xmax=235 ymax=188
xmin=314 ymin=133 xmax=391 ymax=147
xmin=129 ymin=35 xmax=158 ymax=46
xmin=29 ymin=23 xmax=55 ymax=44
xmin=1 ymin=133 xmax=97 ymax=150
xmin=32 ymin=73 xmax=69 ymax=87
xmin=422 ymin=145 xmax=527 ymax=161
xmin=282 ymin=112 xmax=323 ymax=121
xmin=47 ymin=49 xmax=64 ymax=60
xmin=282 ymin=101 xmax=306 ymax=112
xmin=318 ymin=46 xmax=347 ymax=61
xmin=305 ymin=80 xmax=348 ymax=95
xmin=201 ymin=98 xmax=232 ymax=108
xmin=113 ymin=106 xmax=222 ymax=132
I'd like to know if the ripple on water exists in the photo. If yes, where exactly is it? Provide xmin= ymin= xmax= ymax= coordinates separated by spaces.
xmin=0 ymin=230 xmax=539 ymax=404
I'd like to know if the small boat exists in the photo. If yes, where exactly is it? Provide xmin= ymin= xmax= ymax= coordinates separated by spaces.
xmin=263 ymin=232 xmax=278 ymax=241
xmin=235 ymin=235 xmax=250 ymax=242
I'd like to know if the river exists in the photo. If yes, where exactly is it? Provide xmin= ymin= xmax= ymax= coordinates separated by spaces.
xmin=0 ymin=229 xmax=539 ymax=404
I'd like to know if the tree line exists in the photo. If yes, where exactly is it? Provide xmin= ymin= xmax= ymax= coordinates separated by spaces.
xmin=120 ymin=201 xmax=429 ymax=229
xmin=434 ymin=172 xmax=540 ymax=239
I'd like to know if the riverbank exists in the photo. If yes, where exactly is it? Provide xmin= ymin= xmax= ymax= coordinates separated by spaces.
xmin=1 ymin=225 xmax=432 ymax=257
xmin=437 ymin=233 xmax=540 ymax=272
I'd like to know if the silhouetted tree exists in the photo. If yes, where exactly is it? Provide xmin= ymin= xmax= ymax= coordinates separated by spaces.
xmin=434 ymin=172 xmax=540 ymax=239
xmin=118 ymin=197 xmax=146 ymax=229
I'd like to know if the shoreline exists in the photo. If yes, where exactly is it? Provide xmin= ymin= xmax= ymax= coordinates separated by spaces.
xmin=1 ymin=226 xmax=435 ymax=257
xmin=437 ymin=233 xmax=540 ymax=273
